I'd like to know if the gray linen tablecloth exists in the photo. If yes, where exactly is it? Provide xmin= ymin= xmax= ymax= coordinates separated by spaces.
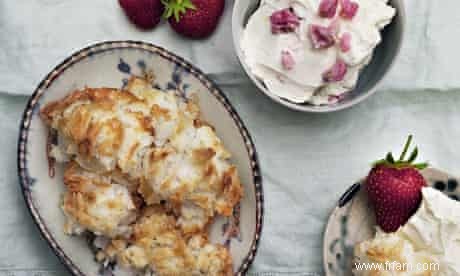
xmin=1 ymin=0 xmax=460 ymax=275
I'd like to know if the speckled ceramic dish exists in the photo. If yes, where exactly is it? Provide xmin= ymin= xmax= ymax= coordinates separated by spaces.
xmin=232 ymin=0 xmax=405 ymax=113
xmin=17 ymin=41 xmax=264 ymax=276
xmin=323 ymin=168 xmax=460 ymax=275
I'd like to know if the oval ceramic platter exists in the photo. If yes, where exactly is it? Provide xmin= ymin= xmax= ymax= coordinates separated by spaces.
xmin=18 ymin=41 xmax=263 ymax=276
xmin=323 ymin=168 xmax=460 ymax=275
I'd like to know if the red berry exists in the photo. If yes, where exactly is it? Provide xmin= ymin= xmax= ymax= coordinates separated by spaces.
xmin=365 ymin=136 xmax=428 ymax=233
xmin=366 ymin=165 xmax=426 ymax=232
xmin=166 ymin=0 xmax=225 ymax=39
xmin=119 ymin=0 xmax=164 ymax=30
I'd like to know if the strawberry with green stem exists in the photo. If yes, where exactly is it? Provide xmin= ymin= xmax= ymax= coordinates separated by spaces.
xmin=366 ymin=135 xmax=428 ymax=233
xmin=119 ymin=0 xmax=165 ymax=30
xmin=163 ymin=0 xmax=225 ymax=39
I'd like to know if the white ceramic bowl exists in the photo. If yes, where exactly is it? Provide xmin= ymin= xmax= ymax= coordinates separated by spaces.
xmin=232 ymin=0 xmax=405 ymax=113
xmin=18 ymin=41 xmax=264 ymax=276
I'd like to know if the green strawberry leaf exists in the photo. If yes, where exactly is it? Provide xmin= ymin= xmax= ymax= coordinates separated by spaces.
xmin=407 ymin=147 xmax=418 ymax=163
xmin=372 ymin=135 xmax=429 ymax=171
xmin=182 ymin=0 xmax=196 ymax=10
xmin=414 ymin=162 xmax=429 ymax=170
xmin=398 ymin=135 xmax=412 ymax=161
xmin=162 ymin=0 xmax=197 ymax=22
xmin=386 ymin=152 xmax=395 ymax=163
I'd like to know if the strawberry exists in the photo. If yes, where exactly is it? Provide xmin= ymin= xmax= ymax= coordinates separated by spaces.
xmin=163 ymin=0 xmax=225 ymax=39
xmin=366 ymin=135 xmax=428 ymax=233
xmin=119 ymin=0 xmax=165 ymax=30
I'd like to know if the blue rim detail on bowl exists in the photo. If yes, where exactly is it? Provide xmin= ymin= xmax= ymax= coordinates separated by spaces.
xmin=17 ymin=40 xmax=264 ymax=276
xmin=338 ymin=183 xmax=361 ymax=208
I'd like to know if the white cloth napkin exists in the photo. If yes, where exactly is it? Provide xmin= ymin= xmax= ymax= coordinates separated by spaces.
xmin=386 ymin=0 xmax=460 ymax=91
xmin=0 ymin=0 xmax=460 ymax=95
xmin=0 ymin=0 xmax=244 ymax=95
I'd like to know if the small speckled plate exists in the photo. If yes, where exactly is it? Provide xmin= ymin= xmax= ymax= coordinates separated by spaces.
xmin=17 ymin=41 xmax=264 ymax=276
xmin=323 ymin=168 xmax=460 ymax=275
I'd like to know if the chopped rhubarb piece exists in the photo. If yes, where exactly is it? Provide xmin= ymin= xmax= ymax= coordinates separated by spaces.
xmin=319 ymin=0 xmax=338 ymax=18
xmin=323 ymin=59 xmax=347 ymax=82
xmin=328 ymin=95 xmax=340 ymax=103
xmin=309 ymin=24 xmax=335 ymax=49
xmin=339 ymin=32 xmax=351 ymax=52
xmin=340 ymin=0 xmax=359 ymax=19
xmin=281 ymin=50 xmax=295 ymax=70
xmin=270 ymin=8 xmax=300 ymax=34
xmin=328 ymin=93 xmax=347 ymax=103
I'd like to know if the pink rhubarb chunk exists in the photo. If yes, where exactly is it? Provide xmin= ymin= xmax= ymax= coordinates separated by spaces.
xmin=309 ymin=24 xmax=335 ymax=49
xmin=340 ymin=0 xmax=359 ymax=19
xmin=339 ymin=32 xmax=351 ymax=52
xmin=319 ymin=0 xmax=339 ymax=18
xmin=270 ymin=8 xmax=300 ymax=34
xmin=281 ymin=50 xmax=295 ymax=70
xmin=323 ymin=59 xmax=347 ymax=82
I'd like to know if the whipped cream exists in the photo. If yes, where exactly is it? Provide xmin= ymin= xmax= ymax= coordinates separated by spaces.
xmin=241 ymin=0 xmax=395 ymax=105
xmin=354 ymin=187 xmax=460 ymax=275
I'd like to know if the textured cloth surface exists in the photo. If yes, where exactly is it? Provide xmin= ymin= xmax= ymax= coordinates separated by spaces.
xmin=0 ymin=0 xmax=459 ymax=94
xmin=1 ymin=0 xmax=459 ymax=275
